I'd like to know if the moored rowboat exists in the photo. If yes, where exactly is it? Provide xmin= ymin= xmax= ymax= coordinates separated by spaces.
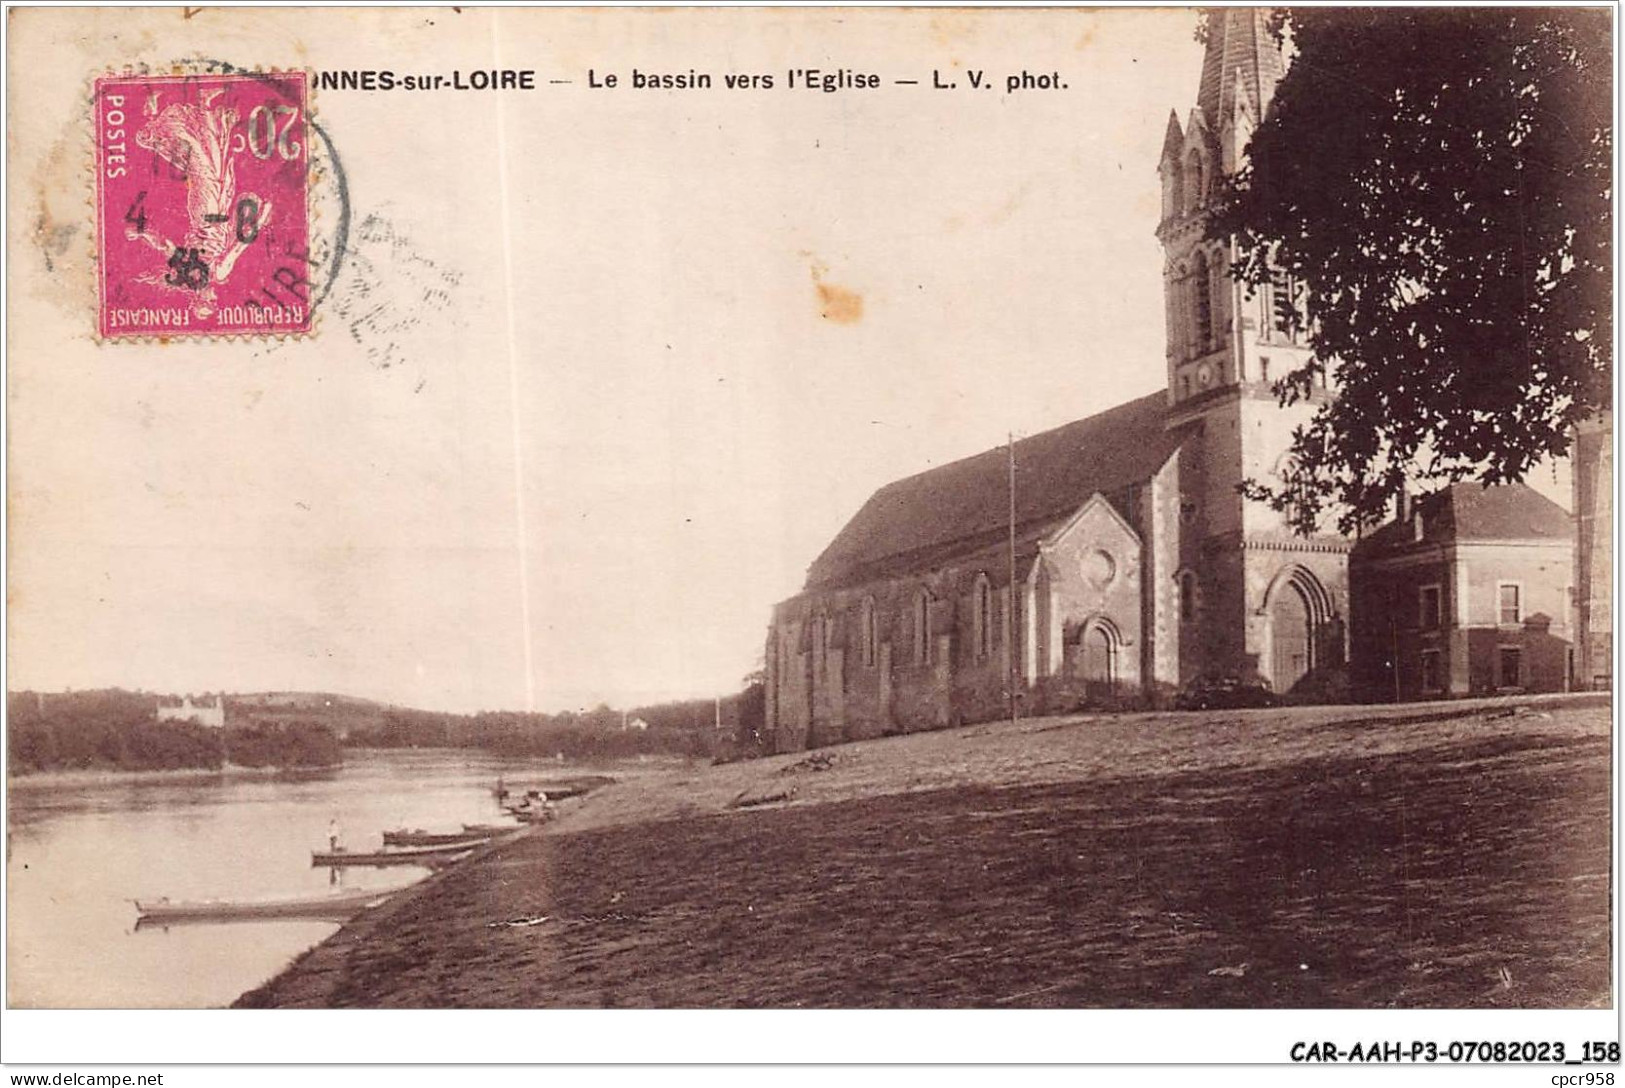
xmin=312 ymin=838 xmax=488 ymax=866
xmin=382 ymin=828 xmax=496 ymax=847
xmin=135 ymin=885 xmax=395 ymax=923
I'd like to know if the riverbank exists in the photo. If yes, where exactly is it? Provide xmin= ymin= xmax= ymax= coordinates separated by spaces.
xmin=239 ymin=693 xmax=1612 ymax=1008
xmin=6 ymin=760 xmax=342 ymax=790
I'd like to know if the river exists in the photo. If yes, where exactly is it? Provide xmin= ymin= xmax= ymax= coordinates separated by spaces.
xmin=6 ymin=748 xmax=573 ymax=1008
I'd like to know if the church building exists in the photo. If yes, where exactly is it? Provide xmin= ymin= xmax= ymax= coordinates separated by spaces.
xmin=763 ymin=9 xmax=1354 ymax=750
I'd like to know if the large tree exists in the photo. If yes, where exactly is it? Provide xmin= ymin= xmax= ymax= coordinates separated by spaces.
xmin=1211 ymin=8 xmax=1612 ymax=534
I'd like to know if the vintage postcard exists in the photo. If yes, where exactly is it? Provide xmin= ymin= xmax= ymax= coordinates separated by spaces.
xmin=4 ymin=3 xmax=1615 ymax=1074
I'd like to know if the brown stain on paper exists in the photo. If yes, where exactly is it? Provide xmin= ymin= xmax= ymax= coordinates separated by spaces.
xmin=929 ymin=12 xmax=981 ymax=49
xmin=32 ymin=135 xmax=84 ymax=289
xmin=804 ymin=255 xmax=864 ymax=325
xmin=816 ymin=281 xmax=864 ymax=325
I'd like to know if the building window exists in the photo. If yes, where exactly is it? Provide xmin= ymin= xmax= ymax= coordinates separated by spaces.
xmin=914 ymin=590 xmax=931 ymax=666
xmin=1419 ymin=584 xmax=1442 ymax=630
xmin=1180 ymin=375 xmax=1192 ymax=399
xmin=975 ymin=574 xmax=994 ymax=659
xmin=1270 ymin=270 xmax=1293 ymax=337
xmin=1269 ymin=269 xmax=1309 ymax=344
xmin=1498 ymin=646 xmax=1523 ymax=689
xmin=1179 ymin=571 xmax=1197 ymax=623
xmin=1259 ymin=356 xmax=1271 ymax=384
xmin=1421 ymin=649 xmax=1442 ymax=693
xmin=1184 ymin=152 xmax=1205 ymax=214
xmin=1193 ymin=251 xmax=1212 ymax=351
xmin=1498 ymin=583 xmax=1522 ymax=625
xmin=1180 ymin=498 xmax=1197 ymax=525
xmin=860 ymin=597 xmax=877 ymax=668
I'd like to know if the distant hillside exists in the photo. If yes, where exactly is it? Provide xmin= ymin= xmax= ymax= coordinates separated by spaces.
xmin=11 ymin=683 xmax=768 ymax=766
xmin=226 ymin=692 xmax=394 ymax=739
xmin=231 ymin=692 xmax=390 ymax=711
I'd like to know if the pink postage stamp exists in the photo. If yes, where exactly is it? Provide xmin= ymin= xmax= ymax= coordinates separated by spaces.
xmin=95 ymin=71 xmax=313 ymax=339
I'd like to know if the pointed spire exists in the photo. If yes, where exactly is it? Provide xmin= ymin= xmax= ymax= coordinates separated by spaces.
xmin=1159 ymin=109 xmax=1185 ymax=165
xmin=1195 ymin=8 xmax=1285 ymax=127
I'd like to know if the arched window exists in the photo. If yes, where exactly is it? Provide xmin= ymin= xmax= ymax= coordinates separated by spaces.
xmin=1175 ymin=264 xmax=1193 ymax=360
xmin=1193 ymin=250 xmax=1213 ymax=351
xmin=1184 ymin=152 xmax=1205 ymax=214
xmin=975 ymin=574 xmax=994 ymax=659
xmin=914 ymin=590 xmax=931 ymax=665
xmin=1162 ymin=161 xmax=1182 ymax=221
xmin=813 ymin=612 xmax=834 ymax=661
xmin=1271 ymin=269 xmax=1301 ymax=341
xmin=861 ymin=597 xmax=878 ymax=667
xmin=1179 ymin=571 xmax=1198 ymax=623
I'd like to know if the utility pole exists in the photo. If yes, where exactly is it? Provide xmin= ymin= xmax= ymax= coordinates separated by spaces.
xmin=1390 ymin=584 xmax=1402 ymax=703
xmin=1008 ymin=432 xmax=1019 ymax=727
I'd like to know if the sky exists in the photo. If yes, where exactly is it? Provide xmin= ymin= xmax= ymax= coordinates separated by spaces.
xmin=7 ymin=7 xmax=1570 ymax=714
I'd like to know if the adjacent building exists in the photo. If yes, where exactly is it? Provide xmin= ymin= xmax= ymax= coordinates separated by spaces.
xmin=1349 ymin=484 xmax=1575 ymax=701
xmin=156 ymin=695 xmax=227 ymax=728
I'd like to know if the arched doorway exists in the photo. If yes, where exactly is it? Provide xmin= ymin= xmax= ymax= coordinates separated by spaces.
xmin=1265 ymin=567 xmax=1334 ymax=695
xmin=1271 ymin=584 xmax=1312 ymax=693
xmin=1078 ymin=619 xmax=1120 ymax=690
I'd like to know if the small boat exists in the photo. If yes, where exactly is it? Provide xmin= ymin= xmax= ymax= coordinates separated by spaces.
xmin=311 ymin=838 xmax=488 ymax=867
xmin=135 ymin=885 xmax=395 ymax=923
xmin=382 ymin=828 xmax=496 ymax=847
xmin=463 ymin=822 xmax=522 ymax=834
xmin=515 ymin=807 xmax=555 ymax=824
xmin=502 ymin=776 xmax=612 ymax=801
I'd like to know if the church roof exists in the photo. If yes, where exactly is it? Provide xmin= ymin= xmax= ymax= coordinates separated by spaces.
xmin=1195 ymin=8 xmax=1285 ymax=127
xmin=804 ymin=390 xmax=1186 ymax=590
xmin=1356 ymin=482 xmax=1573 ymax=556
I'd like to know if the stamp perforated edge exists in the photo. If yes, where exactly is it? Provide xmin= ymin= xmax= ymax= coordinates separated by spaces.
xmin=88 ymin=61 xmax=339 ymax=345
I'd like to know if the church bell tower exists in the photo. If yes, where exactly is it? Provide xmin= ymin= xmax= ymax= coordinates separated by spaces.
xmin=1154 ymin=7 xmax=1351 ymax=699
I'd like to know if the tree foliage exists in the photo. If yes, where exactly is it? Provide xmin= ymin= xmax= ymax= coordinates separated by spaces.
xmin=1211 ymin=8 xmax=1611 ymax=532
xmin=225 ymin=720 xmax=344 ymax=768
xmin=8 ymin=690 xmax=225 ymax=774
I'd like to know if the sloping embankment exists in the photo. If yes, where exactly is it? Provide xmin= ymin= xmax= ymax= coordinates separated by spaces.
xmin=238 ymin=693 xmax=1612 ymax=1008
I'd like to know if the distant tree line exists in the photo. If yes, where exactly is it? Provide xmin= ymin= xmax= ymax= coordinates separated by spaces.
xmin=9 ymin=673 xmax=770 ymax=773
xmin=221 ymin=720 xmax=344 ymax=769
xmin=7 ymin=689 xmax=343 ymax=775
xmin=347 ymin=673 xmax=769 ymax=762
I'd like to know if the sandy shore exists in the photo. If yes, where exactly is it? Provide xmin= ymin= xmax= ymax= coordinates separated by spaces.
xmin=239 ymin=693 xmax=1612 ymax=1008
